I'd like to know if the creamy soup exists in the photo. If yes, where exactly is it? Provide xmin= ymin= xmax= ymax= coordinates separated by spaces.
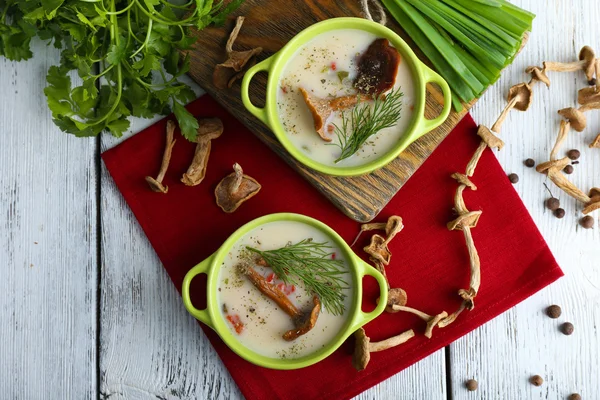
xmin=216 ymin=221 xmax=354 ymax=359
xmin=276 ymin=29 xmax=415 ymax=167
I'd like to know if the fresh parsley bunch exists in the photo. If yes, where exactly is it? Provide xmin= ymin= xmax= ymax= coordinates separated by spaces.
xmin=0 ymin=0 xmax=242 ymax=141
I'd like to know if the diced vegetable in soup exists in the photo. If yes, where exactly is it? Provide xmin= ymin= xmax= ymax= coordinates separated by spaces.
xmin=217 ymin=221 xmax=353 ymax=359
xmin=276 ymin=29 xmax=415 ymax=167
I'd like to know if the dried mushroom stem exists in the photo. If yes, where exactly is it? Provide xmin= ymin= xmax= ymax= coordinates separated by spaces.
xmin=240 ymin=265 xmax=320 ymax=341
xmin=438 ymin=302 xmax=467 ymax=328
xmin=352 ymin=327 xmax=415 ymax=371
xmin=543 ymin=46 xmax=596 ymax=80
xmin=466 ymin=142 xmax=487 ymax=177
xmin=391 ymin=305 xmax=448 ymax=339
xmin=550 ymin=120 xmax=571 ymax=160
xmin=350 ymin=215 xmax=403 ymax=246
xmin=350 ymin=222 xmax=386 ymax=246
xmin=546 ymin=166 xmax=591 ymax=203
xmin=145 ymin=120 xmax=177 ymax=193
xmin=181 ymin=118 xmax=224 ymax=186
xmin=491 ymin=97 xmax=518 ymax=134
xmin=491 ymin=83 xmax=532 ymax=133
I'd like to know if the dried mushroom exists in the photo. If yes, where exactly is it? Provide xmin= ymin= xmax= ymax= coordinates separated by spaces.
xmin=352 ymin=327 xmax=415 ymax=371
xmin=558 ymin=107 xmax=586 ymax=132
xmin=476 ymin=125 xmax=504 ymax=150
xmin=240 ymin=264 xmax=320 ymax=341
xmin=215 ymin=163 xmax=261 ymax=213
xmin=299 ymin=88 xmax=363 ymax=141
xmin=181 ymin=118 xmax=224 ymax=186
xmin=525 ymin=66 xmax=550 ymax=87
xmin=213 ymin=16 xmax=263 ymax=89
xmin=583 ymin=188 xmax=600 ymax=214
xmin=451 ymin=173 xmax=477 ymax=191
xmin=578 ymin=86 xmax=600 ymax=105
xmin=363 ymin=234 xmax=391 ymax=265
xmin=145 ymin=120 xmax=177 ymax=193
xmin=491 ymin=83 xmax=532 ymax=133
xmin=590 ymin=133 xmax=600 ymax=148
xmin=350 ymin=215 xmax=402 ymax=246
xmin=354 ymin=38 xmax=401 ymax=96
xmin=543 ymin=46 xmax=596 ymax=80
xmin=391 ymin=305 xmax=448 ymax=339
xmin=550 ymin=120 xmax=571 ymax=160
xmin=380 ymin=287 xmax=407 ymax=313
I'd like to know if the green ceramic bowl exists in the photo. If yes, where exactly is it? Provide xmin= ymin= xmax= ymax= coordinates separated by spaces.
xmin=241 ymin=17 xmax=451 ymax=177
xmin=182 ymin=213 xmax=388 ymax=370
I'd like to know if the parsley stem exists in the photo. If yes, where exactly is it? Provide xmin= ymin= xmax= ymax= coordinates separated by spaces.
xmin=130 ymin=18 xmax=152 ymax=58
xmin=132 ymin=0 xmax=198 ymax=26
xmin=104 ymin=1 xmax=136 ymax=15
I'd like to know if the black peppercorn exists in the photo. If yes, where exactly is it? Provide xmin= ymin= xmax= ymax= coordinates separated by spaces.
xmin=563 ymin=165 xmax=574 ymax=174
xmin=530 ymin=375 xmax=544 ymax=386
xmin=568 ymin=393 xmax=582 ymax=400
xmin=567 ymin=149 xmax=581 ymax=160
xmin=554 ymin=208 xmax=566 ymax=219
xmin=546 ymin=198 xmax=560 ymax=211
xmin=508 ymin=173 xmax=519 ymax=184
xmin=580 ymin=216 xmax=594 ymax=229
xmin=466 ymin=379 xmax=478 ymax=391
xmin=589 ymin=78 xmax=597 ymax=86
xmin=546 ymin=305 xmax=562 ymax=319
xmin=561 ymin=322 xmax=574 ymax=335
xmin=524 ymin=158 xmax=535 ymax=168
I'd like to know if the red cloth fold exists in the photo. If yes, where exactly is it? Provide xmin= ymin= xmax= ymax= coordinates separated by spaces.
xmin=102 ymin=95 xmax=562 ymax=400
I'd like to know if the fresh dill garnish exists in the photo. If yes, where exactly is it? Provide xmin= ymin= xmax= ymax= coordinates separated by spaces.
xmin=332 ymin=88 xmax=404 ymax=163
xmin=246 ymin=239 xmax=349 ymax=315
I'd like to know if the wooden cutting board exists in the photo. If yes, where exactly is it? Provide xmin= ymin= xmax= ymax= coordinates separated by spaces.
xmin=186 ymin=1 xmax=480 ymax=222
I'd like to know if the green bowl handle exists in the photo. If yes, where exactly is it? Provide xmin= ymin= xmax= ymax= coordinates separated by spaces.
xmin=350 ymin=259 xmax=388 ymax=332
xmin=182 ymin=255 xmax=215 ymax=330
xmin=417 ymin=62 xmax=452 ymax=137
xmin=241 ymin=56 xmax=274 ymax=126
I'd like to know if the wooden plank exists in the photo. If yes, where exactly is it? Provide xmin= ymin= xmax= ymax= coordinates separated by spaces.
xmin=98 ymin=77 xmax=447 ymax=399
xmin=0 ymin=41 xmax=97 ymax=398
xmin=186 ymin=0 xmax=472 ymax=222
xmin=450 ymin=1 xmax=600 ymax=398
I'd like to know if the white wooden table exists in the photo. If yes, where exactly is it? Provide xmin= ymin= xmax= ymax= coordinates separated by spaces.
xmin=1 ymin=1 xmax=599 ymax=398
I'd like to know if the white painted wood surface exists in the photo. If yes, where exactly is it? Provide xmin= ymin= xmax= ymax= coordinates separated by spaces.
xmin=1 ymin=1 xmax=598 ymax=399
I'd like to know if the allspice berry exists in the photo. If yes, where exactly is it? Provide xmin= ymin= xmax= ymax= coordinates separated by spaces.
xmin=580 ymin=216 xmax=594 ymax=229
xmin=524 ymin=158 xmax=535 ymax=168
xmin=530 ymin=375 xmax=544 ymax=386
xmin=568 ymin=393 xmax=582 ymax=400
xmin=563 ymin=165 xmax=574 ymax=174
xmin=554 ymin=208 xmax=566 ymax=219
xmin=466 ymin=379 xmax=478 ymax=391
xmin=567 ymin=149 xmax=581 ymax=160
xmin=546 ymin=305 xmax=562 ymax=319
xmin=561 ymin=322 xmax=574 ymax=335
xmin=508 ymin=173 xmax=519 ymax=184
xmin=546 ymin=198 xmax=560 ymax=211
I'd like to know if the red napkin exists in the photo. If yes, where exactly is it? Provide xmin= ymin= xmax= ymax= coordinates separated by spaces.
xmin=102 ymin=95 xmax=562 ymax=400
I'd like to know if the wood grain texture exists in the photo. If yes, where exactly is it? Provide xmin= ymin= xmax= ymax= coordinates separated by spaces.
xmin=452 ymin=1 xmax=600 ymax=398
xmin=0 ymin=41 xmax=98 ymax=399
xmin=185 ymin=0 xmax=472 ymax=223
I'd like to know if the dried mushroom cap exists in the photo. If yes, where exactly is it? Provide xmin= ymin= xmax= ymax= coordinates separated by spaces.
xmin=451 ymin=173 xmax=477 ymax=190
xmin=579 ymin=101 xmax=600 ymax=112
xmin=447 ymin=211 xmax=482 ymax=231
xmin=526 ymin=66 xmax=550 ymax=87
xmin=299 ymin=88 xmax=362 ymax=141
xmin=579 ymin=46 xmax=596 ymax=81
xmin=590 ymin=187 xmax=600 ymax=197
xmin=364 ymin=234 xmax=391 ymax=265
xmin=215 ymin=163 xmax=261 ymax=213
xmin=507 ymin=83 xmax=533 ymax=111
xmin=558 ymin=107 xmax=586 ymax=132
xmin=213 ymin=16 xmax=263 ymax=89
xmin=352 ymin=327 xmax=415 ymax=371
xmin=384 ymin=215 xmax=404 ymax=243
xmin=383 ymin=287 xmax=407 ymax=313
xmin=181 ymin=118 xmax=224 ymax=187
xmin=283 ymin=296 xmax=321 ymax=341
xmin=476 ymin=125 xmax=504 ymax=150
xmin=536 ymin=157 xmax=571 ymax=173
xmin=578 ymin=86 xmax=600 ymax=105
xmin=583 ymin=188 xmax=600 ymax=214
xmin=590 ymin=133 xmax=600 ymax=148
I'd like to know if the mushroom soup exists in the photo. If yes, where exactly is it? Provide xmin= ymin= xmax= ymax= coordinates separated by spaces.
xmin=276 ymin=29 xmax=415 ymax=167
xmin=217 ymin=221 xmax=353 ymax=359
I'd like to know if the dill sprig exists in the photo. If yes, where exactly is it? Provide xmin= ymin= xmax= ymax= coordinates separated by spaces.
xmin=246 ymin=239 xmax=350 ymax=316
xmin=333 ymin=88 xmax=404 ymax=163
